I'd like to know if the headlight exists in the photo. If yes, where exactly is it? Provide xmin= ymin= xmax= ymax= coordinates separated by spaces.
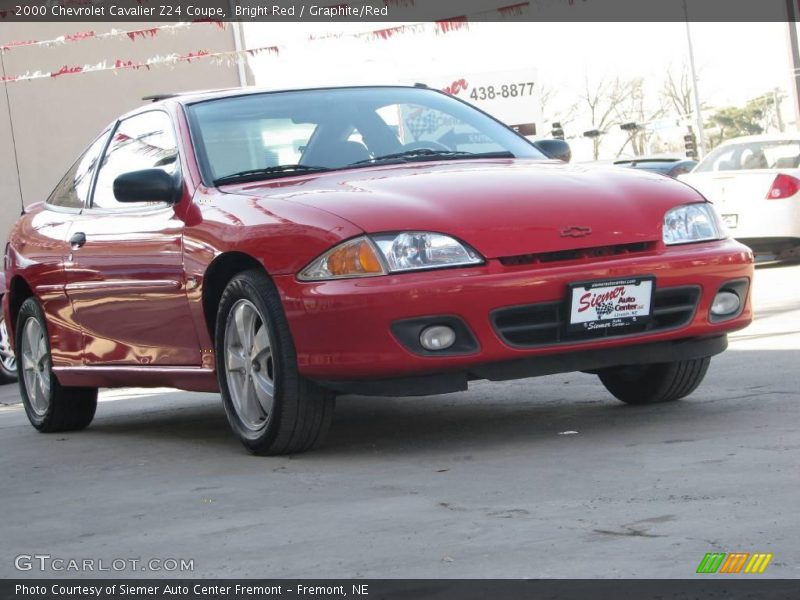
xmin=372 ymin=232 xmax=483 ymax=273
xmin=662 ymin=203 xmax=724 ymax=246
xmin=298 ymin=232 xmax=483 ymax=281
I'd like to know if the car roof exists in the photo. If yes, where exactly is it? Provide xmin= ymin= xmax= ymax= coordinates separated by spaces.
xmin=121 ymin=84 xmax=435 ymax=122
xmin=714 ymin=133 xmax=800 ymax=146
xmin=614 ymin=158 xmax=687 ymax=165
xmin=141 ymin=84 xmax=430 ymax=108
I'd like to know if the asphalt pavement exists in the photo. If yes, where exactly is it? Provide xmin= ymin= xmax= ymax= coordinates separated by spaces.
xmin=0 ymin=263 xmax=798 ymax=579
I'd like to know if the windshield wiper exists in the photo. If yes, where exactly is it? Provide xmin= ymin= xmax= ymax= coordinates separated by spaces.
xmin=213 ymin=164 xmax=331 ymax=185
xmin=349 ymin=149 xmax=514 ymax=167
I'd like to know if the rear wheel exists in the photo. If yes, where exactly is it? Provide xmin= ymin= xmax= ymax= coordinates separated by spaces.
xmin=215 ymin=269 xmax=335 ymax=455
xmin=597 ymin=357 xmax=711 ymax=405
xmin=0 ymin=312 xmax=18 ymax=383
xmin=16 ymin=297 xmax=97 ymax=432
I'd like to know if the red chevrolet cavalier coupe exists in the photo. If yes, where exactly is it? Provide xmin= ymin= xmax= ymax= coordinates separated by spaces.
xmin=4 ymin=86 xmax=753 ymax=454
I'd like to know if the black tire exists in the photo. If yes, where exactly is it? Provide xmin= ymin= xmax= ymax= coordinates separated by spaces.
xmin=15 ymin=297 xmax=97 ymax=432
xmin=215 ymin=269 xmax=335 ymax=455
xmin=0 ymin=310 xmax=18 ymax=383
xmin=597 ymin=357 xmax=711 ymax=405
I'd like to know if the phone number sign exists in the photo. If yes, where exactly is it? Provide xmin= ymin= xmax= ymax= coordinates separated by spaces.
xmin=437 ymin=69 xmax=540 ymax=134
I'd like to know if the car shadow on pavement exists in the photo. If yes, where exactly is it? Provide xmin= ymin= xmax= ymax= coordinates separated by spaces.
xmin=84 ymin=392 xmax=236 ymax=446
xmin=82 ymin=383 xmax=630 ymax=456
xmin=67 ymin=347 xmax=798 ymax=459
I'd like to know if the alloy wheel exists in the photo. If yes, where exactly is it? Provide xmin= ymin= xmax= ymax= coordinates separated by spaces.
xmin=223 ymin=299 xmax=275 ymax=431
xmin=20 ymin=317 xmax=51 ymax=416
xmin=0 ymin=317 xmax=16 ymax=375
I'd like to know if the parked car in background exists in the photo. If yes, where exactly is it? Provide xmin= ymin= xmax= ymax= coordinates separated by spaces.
xmin=680 ymin=135 xmax=800 ymax=261
xmin=614 ymin=157 xmax=698 ymax=178
xmin=0 ymin=272 xmax=17 ymax=383
xmin=4 ymin=86 xmax=753 ymax=455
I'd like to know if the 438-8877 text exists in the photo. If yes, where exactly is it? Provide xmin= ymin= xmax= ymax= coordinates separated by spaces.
xmin=470 ymin=82 xmax=535 ymax=101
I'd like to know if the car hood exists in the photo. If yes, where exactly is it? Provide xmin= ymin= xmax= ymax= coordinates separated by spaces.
xmin=230 ymin=159 xmax=704 ymax=259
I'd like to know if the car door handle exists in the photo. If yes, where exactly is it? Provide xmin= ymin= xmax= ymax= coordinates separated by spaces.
xmin=70 ymin=232 xmax=87 ymax=249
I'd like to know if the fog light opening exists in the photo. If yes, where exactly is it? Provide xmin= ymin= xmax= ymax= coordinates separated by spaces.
xmin=419 ymin=325 xmax=457 ymax=351
xmin=711 ymin=291 xmax=740 ymax=317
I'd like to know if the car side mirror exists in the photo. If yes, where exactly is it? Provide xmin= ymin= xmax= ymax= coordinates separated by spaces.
xmin=532 ymin=139 xmax=572 ymax=163
xmin=113 ymin=169 xmax=182 ymax=204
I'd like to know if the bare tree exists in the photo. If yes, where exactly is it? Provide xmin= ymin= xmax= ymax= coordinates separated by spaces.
xmin=614 ymin=77 xmax=666 ymax=157
xmin=582 ymin=76 xmax=628 ymax=160
xmin=538 ymin=82 xmax=579 ymax=137
xmin=661 ymin=63 xmax=695 ymax=119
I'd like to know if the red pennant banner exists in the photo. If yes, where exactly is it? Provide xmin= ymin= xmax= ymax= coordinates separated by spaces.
xmin=247 ymin=46 xmax=280 ymax=57
xmin=435 ymin=18 xmax=469 ymax=35
xmin=127 ymin=28 xmax=159 ymax=41
xmin=181 ymin=50 xmax=210 ymax=62
xmin=64 ymin=31 xmax=96 ymax=42
xmin=1 ymin=40 xmax=38 ymax=51
xmin=0 ymin=0 xmax=532 ymax=83
xmin=0 ymin=22 xmax=224 ymax=53
xmin=51 ymin=65 xmax=84 ymax=78
xmin=498 ymin=2 xmax=529 ymax=17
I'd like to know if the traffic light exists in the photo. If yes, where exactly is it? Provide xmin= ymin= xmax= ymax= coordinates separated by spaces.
xmin=620 ymin=122 xmax=639 ymax=132
xmin=551 ymin=122 xmax=565 ymax=140
xmin=684 ymin=132 xmax=698 ymax=158
xmin=583 ymin=129 xmax=601 ymax=139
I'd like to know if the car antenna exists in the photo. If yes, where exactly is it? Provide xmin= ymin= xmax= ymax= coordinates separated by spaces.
xmin=1 ymin=52 xmax=25 ymax=215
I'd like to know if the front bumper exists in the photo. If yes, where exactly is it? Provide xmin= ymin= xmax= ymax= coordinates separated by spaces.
xmin=275 ymin=238 xmax=753 ymax=388
xmin=315 ymin=335 xmax=729 ymax=396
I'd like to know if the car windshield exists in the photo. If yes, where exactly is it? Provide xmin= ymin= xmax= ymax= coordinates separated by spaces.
xmin=186 ymin=87 xmax=545 ymax=185
xmin=694 ymin=140 xmax=800 ymax=172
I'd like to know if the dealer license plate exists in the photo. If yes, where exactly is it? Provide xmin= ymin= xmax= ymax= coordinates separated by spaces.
xmin=567 ymin=277 xmax=654 ymax=333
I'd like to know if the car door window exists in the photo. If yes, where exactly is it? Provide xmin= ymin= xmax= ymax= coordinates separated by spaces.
xmin=46 ymin=131 xmax=110 ymax=209
xmin=92 ymin=111 xmax=178 ymax=210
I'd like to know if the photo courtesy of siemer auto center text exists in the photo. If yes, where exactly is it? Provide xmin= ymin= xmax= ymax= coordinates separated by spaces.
xmin=0 ymin=0 xmax=798 ymax=598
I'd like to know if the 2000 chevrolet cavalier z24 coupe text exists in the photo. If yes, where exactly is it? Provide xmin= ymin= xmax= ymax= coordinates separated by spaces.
xmin=4 ymin=86 xmax=753 ymax=455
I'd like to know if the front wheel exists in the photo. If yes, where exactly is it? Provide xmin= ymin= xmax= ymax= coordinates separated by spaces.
xmin=16 ymin=297 xmax=97 ymax=432
xmin=215 ymin=269 xmax=335 ymax=455
xmin=597 ymin=357 xmax=711 ymax=405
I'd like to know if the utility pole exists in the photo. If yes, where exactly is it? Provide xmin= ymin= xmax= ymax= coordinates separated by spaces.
xmin=774 ymin=87 xmax=785 ymax=132
xmin=785 ymin=0 xmax=800 ymax=129
xmin=682 ymin=0 xmax=707 ymax=157
xmin=229 ymin=0 xmax=249 ymax=87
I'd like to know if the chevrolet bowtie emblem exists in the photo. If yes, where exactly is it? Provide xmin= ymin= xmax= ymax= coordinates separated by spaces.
xmin=559 ymin=226 xmax=592 ymax=238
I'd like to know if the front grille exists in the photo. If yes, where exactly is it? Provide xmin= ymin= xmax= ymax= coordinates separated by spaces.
xmin=491 ymin=285 xmax=701 ymax=348
xmin=499 ymin=241 xmax=656 ymax=267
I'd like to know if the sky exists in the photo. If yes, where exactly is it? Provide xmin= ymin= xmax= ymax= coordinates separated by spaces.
xmin=242 ymin=19 xmax=796 ymax=160
xmin=243 ymin=21 xmax=791 ymax=106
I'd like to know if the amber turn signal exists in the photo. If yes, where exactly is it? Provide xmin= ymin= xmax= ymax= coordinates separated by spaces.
xmin=299 ymin=237 xmax=387 ymax=280
xmin=326 ymin=239 xmax=384 ymax=276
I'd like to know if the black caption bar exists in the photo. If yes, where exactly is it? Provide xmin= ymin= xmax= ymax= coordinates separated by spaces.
xmin=0 ymin=0 xmax=796 ymax=23
xmin=3 ymin=580 xmax=800 ymax=600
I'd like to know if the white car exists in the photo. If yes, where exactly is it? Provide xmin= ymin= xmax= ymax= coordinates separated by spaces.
xmin=681 ymin=134 xmax=800 ymax=261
